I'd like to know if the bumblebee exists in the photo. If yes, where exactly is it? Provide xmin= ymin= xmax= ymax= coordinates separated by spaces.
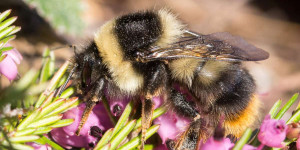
xmin=62 ymin=9 xmax=269 ymax=150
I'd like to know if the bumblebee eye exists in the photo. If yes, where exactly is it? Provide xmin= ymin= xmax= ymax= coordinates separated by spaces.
xmin=82 ymin=62 xmax=92 ymax=88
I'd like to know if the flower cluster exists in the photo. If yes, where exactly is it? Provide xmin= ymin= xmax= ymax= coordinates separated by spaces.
xmin=51 ymin=103 xmax=113 ymax=149
xmin=47 ymin=93 xmax=300 ymax=150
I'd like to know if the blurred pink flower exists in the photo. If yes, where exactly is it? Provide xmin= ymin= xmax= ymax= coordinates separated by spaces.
xmin=51 ymin=103 xmax=113 ymax=149
xmin=26 ymin=142 xmax=52 ymax=150
xmin=200 ymin=137 xmax=233 ymax=150
xmin=153 ymin=111 xmax=190 ymax=144
xmin=0 ymin=45 xmax=22 ymax=81
xmin=258 ymin=115 xmax=287 ymax=148
xmin=242 ymin=144 xmax=257 ymax=150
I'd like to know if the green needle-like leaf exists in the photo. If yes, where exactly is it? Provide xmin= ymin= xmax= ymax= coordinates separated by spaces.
xmin=56 ymin=74 xmax=68 ymax=88
xmin=27 ymin=114 xmax=63 ymax=128
xmin=275 ymin=93 xmax=299 ymax=119
xmin=17 ymin=108 xmax=41 ymax=130
xmin=118 ymin=125 xmax=160 ymax=150
xmin=0 ymin=9 xmax=11 ymax=22
xmin=288 ymin=110 xmax=300 ymax=124
xmin=35 ymin=136 xmax=64 ymax=150
xmin=111 ymin=101 xmax=133 ymax=138
xmin=109 ymin=120 xmax=136 ymax=150
xmin=35 ymin=61 xmax=70 ymax=108
xmin=287 ymin=105 xmax=300 ymax=124
xmin=99 ymin=144 xmax=110 ymax=150
xmin=48 ymin=119 xmax=74 ymax=128
xmin=40 ymin=92 xmax=55 ymax=108
xmin=0 ymin=16 xmax=17 ymax=32
xmin=0 ymin=26 xmax=14 ymax=40
xmin=48 ymin=51 xmax=55 ymax=76
xmin=232 ymin=128 xmax=252 ymax=150
xmin=60 ymin=87 xmax=75 ymax=99
xmin=9 ymin=135 xmax=40 ymax=143
xmin=94 ymin=128 xmax=113 ymax=150
xmin=36 ymin=98 xmax=65 ymax=119
xmin=14 ymin=128 xmax=36 ymax=136
xmin=7 ymin=26 xmax=21 ymax=36
xmin=40 ymin=48 xmax=53 ymax=82
xmin=144 ymin=145 xmax=154 ymax=150
xmin=32 ymin=127 xmax=52 ymax=134
xmin=269 ymin=99 xmax=282 ymax=119
xmin=0 ymin=35 xmax=15 ymax=48
xmin=46 ymin=97 xmax=78 ymax=116
xmin=0 ymin=46 xmax=13 ymax=52
xmin=2 ymin=142 xmax=34 ymax=150
xmin=15 ymin=69 xmax=39 ymax=90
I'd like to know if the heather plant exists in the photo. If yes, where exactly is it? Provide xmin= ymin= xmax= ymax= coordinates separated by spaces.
xmin=1 ymin=9 xmax=300 ymax=150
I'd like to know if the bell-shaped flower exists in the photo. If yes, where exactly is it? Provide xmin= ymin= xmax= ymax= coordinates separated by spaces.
xmin=50 ymin=103 xmax=113 ymax=149
xmin=0 ymin=45 xmax=22 ymax=81
xmin=258 ymin=115 xmax=287 ymax=148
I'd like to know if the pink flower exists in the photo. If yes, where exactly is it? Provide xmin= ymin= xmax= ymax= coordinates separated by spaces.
xmin=26 ymin=142 xmax=52 ymax=150
xmin=0 ymin=45 xmax=22 ymax=81
xmin=200 ymin=137 xmax=234 ymax=150
xmin=153 ymin=111 xmax=190 ymax=144
xmin=242 ymin=144 xmax=257 ymax=150
xmin=51 ymin=103 xmax=113 ymax=149
xmin=258 ymin=115 xmax=287 ymax=148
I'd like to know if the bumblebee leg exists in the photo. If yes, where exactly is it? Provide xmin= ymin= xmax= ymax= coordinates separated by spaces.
xmin=141 ymin=97 xmax=155 ymax=149
xmin=76 ymin=97 xmax=97 ymax=135
xmin=76 ymin=77 xmax=106 ymax=135
xmin=141 ymin=63 xmax=169 ymax=149
xmin=167 ymin=89 xmax=205 ymax=150
xmin=173 ymin=119 xmax=203 ymax=150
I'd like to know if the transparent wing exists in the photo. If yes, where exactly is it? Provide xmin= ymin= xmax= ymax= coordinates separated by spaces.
xmin=138 ymin=30 xmax=269 ymax=62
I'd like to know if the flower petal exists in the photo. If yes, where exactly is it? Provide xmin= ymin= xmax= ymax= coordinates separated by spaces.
xmin=154 ymin=111 xmax=190 ymax=143
xmin=4 ymin=48 xmax=23 ymax=64
xmin=0 ymin=56 xmax=18 ymax=80
xmin=201 ymin=137 xmax=233 ymax=150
